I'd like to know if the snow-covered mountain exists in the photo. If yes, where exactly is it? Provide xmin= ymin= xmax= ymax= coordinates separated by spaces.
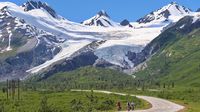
xmin=120 ymin=19 xmax=133 ymax=27
xmin=0 ymin=1 xmax=197 ymax=81
xmin=82 ymin=10 xmax=119 ymax=27
xmin=137 ymin=2 xmax=191 ymax=24
xmin=0 ymin=2 xmax=66 ymax=80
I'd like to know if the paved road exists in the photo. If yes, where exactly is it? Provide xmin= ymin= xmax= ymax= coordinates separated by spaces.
xmin=71 ymin=90 xmax=184 ymax=112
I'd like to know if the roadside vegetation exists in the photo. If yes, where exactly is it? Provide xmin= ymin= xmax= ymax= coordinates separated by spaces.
xmin=0 ymin=89 xmax=148 ymax=112
xmin=0 ymin=67 xmax=149 ymax=112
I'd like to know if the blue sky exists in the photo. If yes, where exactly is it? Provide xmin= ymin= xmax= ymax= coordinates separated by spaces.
xmin=2 ymin=0 xmax=200 ymax=22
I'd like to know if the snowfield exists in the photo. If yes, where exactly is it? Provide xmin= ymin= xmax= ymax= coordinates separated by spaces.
xmin=27 ymin=26 xmax=164 ymax=73
xmin=93 ymin=27 xmax=163 ymax=67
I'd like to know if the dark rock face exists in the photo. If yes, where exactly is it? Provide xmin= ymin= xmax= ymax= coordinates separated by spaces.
xmin=120 ymin=19 xmax=133 ymax=27
xmin=84 ymin=18 xmax=112 ymax=27
xmin=38 ymin=41 xmax=105 ymax=77
xmin=22 ymin=0 xmax=57 ymax=18
xmin=159 ymin=10 xmax=170 ymax=19
xmin=83 ymin=19 xmax=94 ymax=26
xmin=137 ymin=9 xmax=171 ymax=24
xmin=96 ymin=19 xmax=112 ymax=27
xmin=197 ymin=8 xmax=200 ymax=12
xmin=136 ymin=11 xmax=155 ymax=23
xmin=120 ymin=19 xmax=129 ymax=26
xmin=37 ymin=40 xmax=122 ymax=79
xmin=0 ymin=40 xmax=61 ymax=81
xmin=126 ymin=50 xmax=147 ymax=67
xmin=94 ymin=59 xmax=115 ymax=68
xmin=40 ymin=51 xmax=98 ymax=80
xmin=97 ymin=20 xmax=106 ymax=27
xmin=126 ymin=51 xmax=136 ymax=61
xmin=39 ymin=51 xmax=122 ymax=80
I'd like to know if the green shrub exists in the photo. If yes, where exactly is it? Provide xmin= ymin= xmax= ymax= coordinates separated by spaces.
xmin=96 ymin=99 xmax=115 ymax=111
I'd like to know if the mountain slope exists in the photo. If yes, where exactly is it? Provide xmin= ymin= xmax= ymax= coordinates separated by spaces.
xmin=0 ymin=1 xmax=96 ymax=80
xmin=133 ymin=13 xmax=200 ymax=87
xmin=21 ymin=1 xmax=173 ymax=76
xmin=0 ymin=5 xmax=63 ymax=80
xmin=0 ymin=1 xmax=197 ymax=81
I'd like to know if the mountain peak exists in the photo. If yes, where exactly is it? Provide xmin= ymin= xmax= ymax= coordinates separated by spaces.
xmin=22 ymin=0 xmax=57 ymax=18
xmin=170 ymin=1 xmax=177 ymax=5
xmin=120 ymin=19 xmax=133 ymax=27
xmin=137 ymin=2 xmax=191 ymax=24
xmin=22 ymin=0 xmax=44 ymax=10
xmin=97 ymin=10 xmax=109 ymax=18
xmin=82 ymin=10 xmax=118 ymax=27
xmin=197 ymin=8 xmax=200 ymax=12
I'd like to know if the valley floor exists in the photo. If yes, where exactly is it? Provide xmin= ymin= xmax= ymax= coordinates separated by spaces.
xmin=0 ymin=90 xmax=149 ymax=112
xmin=72 ymin=90 xmax=184 ymax=112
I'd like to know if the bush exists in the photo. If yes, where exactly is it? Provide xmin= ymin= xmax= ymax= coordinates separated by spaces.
xmin=38 ymin=96 xmax=62 ymax=112
xmin=96 ymin=99 xmax=115 ymax=111
xmin=70 ymin=99 xmax=84 ymax=112
xmin=0 ymin=101 xmax=5 ymax=112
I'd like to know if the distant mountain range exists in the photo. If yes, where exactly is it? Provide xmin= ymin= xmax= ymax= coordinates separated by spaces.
xmin=0 ymin=0 xmax=199 ymax=81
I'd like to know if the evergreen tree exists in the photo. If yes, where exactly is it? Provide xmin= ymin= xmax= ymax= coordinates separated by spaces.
xmin=0 ymin=101 xmax=5 ymax=112
xmin=172 ymin=82 xmax=175 ymax=88
xmin=163 ymin=83 xmax=166 ymax=88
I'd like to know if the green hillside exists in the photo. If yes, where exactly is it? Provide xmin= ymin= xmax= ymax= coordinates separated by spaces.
xmin=28 ymin=66 xmax=136 ymax=91
xmin=134 ymin=27 xmax=200 ymax=88
xmin=0 ymin=90 xmax=149 ymax=112
xmin=132 ymin=17 xmax=200 ymax=112
xmin=0 ymin=67 xmax=149 ymax=112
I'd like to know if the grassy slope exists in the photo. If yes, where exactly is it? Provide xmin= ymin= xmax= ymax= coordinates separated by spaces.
xmin=135 ymin=29 xmax=200 ymax=87
xmin=0 ymin=67 xmax=151 ymax=112
xmin=0 ymin=90 xmax=149 ymax=112
xmin=133 ymin=28 xmax=200 ymax=111
xmin=0 ymin=66 xmax=153 ymax=112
